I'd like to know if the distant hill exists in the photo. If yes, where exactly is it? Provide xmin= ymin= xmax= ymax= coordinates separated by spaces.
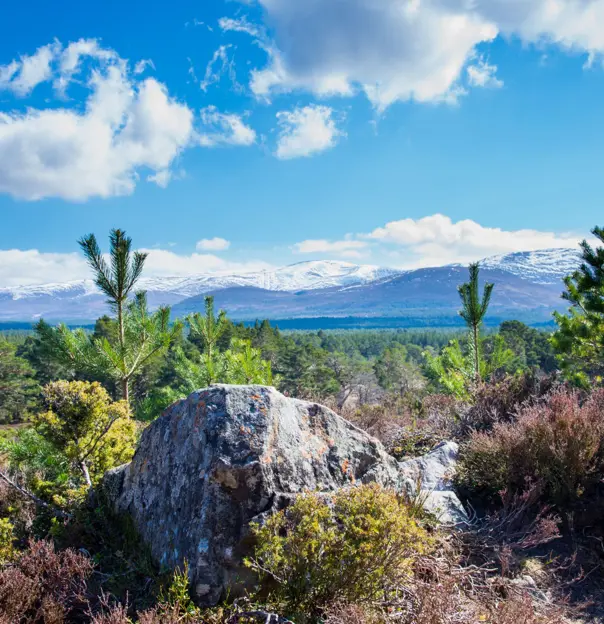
xmin=0 ymin=249 xmax=580 ymax=326
xmin=172 ymin=265 xmax=567 ymax=326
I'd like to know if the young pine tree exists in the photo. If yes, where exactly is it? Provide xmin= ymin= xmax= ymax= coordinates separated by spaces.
xmin=37 ymin=230 xmax=181 ymax=406
xmin=458 ymin=263 xmax=494 ymax=382
xmin=78 ymin=229 xmax=147 ymax=402
xmin=552 ymin=226 xmax=604 ymax=385
xmin=187 ymin=296 xmax=230 ymax=363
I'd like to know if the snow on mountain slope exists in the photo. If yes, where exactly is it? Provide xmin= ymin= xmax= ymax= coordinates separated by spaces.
xmin=252 ymin=261 xmax=401 ymax=291
xmin=480 ymin=248 xmax=581 ymax=284
xmin=0 ymin=261 xmax=402 ymax=307
xmin=0 ymin=252 xmax=580 ymax=322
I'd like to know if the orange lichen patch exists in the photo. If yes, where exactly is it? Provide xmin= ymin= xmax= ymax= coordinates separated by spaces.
xmin=193 ymin=402 xmax=205 ymax=431
xmin=301 ymin=449 xmax=311 ymax=459
xmin=251 ymin=394 xmax=261 ymax=401
xmin=339 ymin=458 xmax=356 ymax=483
xmin=239 ymin=425 xmax=253 ymax=435
xmin=260 ymin=455 xmax=272 ymax=465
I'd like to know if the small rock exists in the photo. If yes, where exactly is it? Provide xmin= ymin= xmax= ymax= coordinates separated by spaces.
xmin=398 ymin=441 xmax=468 ymax=525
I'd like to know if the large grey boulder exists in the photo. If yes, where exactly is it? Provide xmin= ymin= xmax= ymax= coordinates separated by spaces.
xmin=104 ymin=385 xmax=405 ymax=604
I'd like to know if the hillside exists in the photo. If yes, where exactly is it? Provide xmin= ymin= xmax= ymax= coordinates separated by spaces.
xmin=0 ymin=249 xmax=580 ymax=325
xmin=172 ymin=266 xmax=566 ymax=325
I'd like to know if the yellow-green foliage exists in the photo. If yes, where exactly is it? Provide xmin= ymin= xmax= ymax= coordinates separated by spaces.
xmin=246 ymin=484 xmax=432 ymax=618
xmin=35 ymin=380 xmax=136 ymax=483
xmin=0 ymin=518 xmax=15 ymax=564
xmin=160 ymin=561 xmax=197 ymax=615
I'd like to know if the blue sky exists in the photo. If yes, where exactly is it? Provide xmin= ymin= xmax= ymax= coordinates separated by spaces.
xmin=1 ymin=0 xmax=604 ymax=286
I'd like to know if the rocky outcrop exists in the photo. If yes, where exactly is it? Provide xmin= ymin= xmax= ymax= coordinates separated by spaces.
xmin=399 ymin=441 xmax=468 ymax=525
xmin=104 ymin=385 xmax=466 ymax=605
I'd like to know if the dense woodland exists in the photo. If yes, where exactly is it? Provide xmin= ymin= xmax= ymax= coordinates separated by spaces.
xmin=1 ymin=227 xmax=604 ymax=623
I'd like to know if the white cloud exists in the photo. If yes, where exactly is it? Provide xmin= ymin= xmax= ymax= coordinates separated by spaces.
xmin=233 ymin=0 xmax=604 ymax=110
xmin=0 ymin=41 xmax=60 ymax=95
xmin=0 ymin=247 xmax=273 ymax=287
xmin=0 ymin=249 xmax=90 ymax=287
xmin=56 ymin=39 xmax=117 ymax=91
xmin=199 ymin=45 xmax=239 ymax=92
xmin=0 ymin=61 xmax=19 ymax=87
xmin=197 ymin=106 xmax=256 ymax=147
xmin=147 ymin=169 xmax=173 ymax=188
xmin=218 ymin=16 xmax=264 ymax=38
xmin=134 ymin=59 xmax=155 ymax=75
xmin=367 ymin=214 xmax=585 ymax=268
xmin=139 ymin=249 xmax=273 ymax=278
xmin=196 ymin=237 xmax=231 ymax=251
xmin=275 ymin=105 xmax=344 ymax=159
xmin=467 ymin=57 xmax=503 ymax=88
xmin=0 ymin=39 xmax=195 ymax=201
xmin=293 ymin=239 xmax=368 ymax=259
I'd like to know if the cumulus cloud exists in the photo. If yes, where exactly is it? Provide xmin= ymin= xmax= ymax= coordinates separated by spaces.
xmin=0 ymin=41 xmax=60 ymax=95
xmin=367 ymin=214 xmax=585 ymax=268
xmin=196 ymin=237 xmax=231 ymax=251
xmin=147 ymin=169 xmax=174 ymax=188
xmin=0 ymin=249 xmax=90 ymax=287
xmin=0 ymin=39 xmax=195 ymax=201
xmin=230 ymin=0 xmax=604 ymax=110
xmin=197 ymin=106 xmax=256 ymax=147
xmin=275 ymin=105 xmax=344 ymax=159
xmin=139 ymin=249 xmax=273 ymax=278
xmin=293 ymin=239 xmax=368 ymax=259
xmin=0 ymin=247 xmax=272 ymax=288
xmin=467 ymin=57 xmax=503 ymax=88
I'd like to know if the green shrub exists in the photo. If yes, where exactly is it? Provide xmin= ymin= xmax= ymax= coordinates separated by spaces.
xmin=245 ymin=484 xmax=433 ymax=619
xmin=36 ymin=380 xmax=137 ymax=486
xmin=0 ymin=518 xmax=15 ymax=564
xmin=458 ymin=388 xmax=604 ymax=509
xmin=1 ymin=427 xmax=74 ymax=506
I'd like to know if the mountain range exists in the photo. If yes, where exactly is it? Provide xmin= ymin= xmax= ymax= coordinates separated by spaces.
xmin=0 ymin=249 xmax=581 ymax=327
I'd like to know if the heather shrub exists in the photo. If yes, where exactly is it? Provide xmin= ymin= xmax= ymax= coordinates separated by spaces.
xmin=458 ymin=388 xmax=604 ymax=509
xmin=0 ymin=539 xmax=92 ymax=623
xmin=348 ymin=395 xmax=450 ymax=459
xmin=456 ymin=372 xmax=559 ymax=437
xmin=245 ymin=484 xmax=432 ymax=619
xmin=322 ymin=583 xmax=567 ymax=624
xmin=347 ymin=399 xmax=412 ymax=444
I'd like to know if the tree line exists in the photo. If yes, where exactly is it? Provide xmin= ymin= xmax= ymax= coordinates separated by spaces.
xmin=4 ymin=226 xmax=596 ymax=425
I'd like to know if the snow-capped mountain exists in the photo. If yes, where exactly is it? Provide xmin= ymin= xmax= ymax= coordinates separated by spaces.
xmin=135 ymin=260 xmax=401 ymax=296
xmin=0 ymin=260 xmax=400 ymax=301
xmin=480 ymin=248 xmax=581 ymax=284
xmin=0 ymin=251 xmax=582 ymax=324
xmin=0 ymin=261 xmax=402 ymax=321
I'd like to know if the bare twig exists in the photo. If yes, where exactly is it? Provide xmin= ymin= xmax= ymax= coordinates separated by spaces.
xmin=0 ymin=468 xmax=71 ymax=520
